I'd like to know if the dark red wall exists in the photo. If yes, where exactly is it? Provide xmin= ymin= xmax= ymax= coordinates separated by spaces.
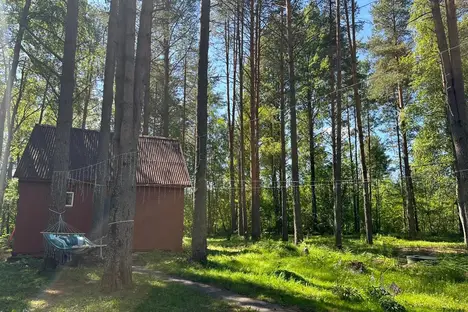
xmin=13 ymin=181 xmax=184 ymax=255
xmin=134 ymin=186 xmax=184 ymax=252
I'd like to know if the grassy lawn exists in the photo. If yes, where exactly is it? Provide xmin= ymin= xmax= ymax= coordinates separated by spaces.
xmin=0 ymin=236 xmax=247 ymax=312
xmin=138 ymin=235 xmax=468 ymax=312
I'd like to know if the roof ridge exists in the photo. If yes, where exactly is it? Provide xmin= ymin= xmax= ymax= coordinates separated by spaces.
xmin=139 ymin=135 xmax=179 ymax=141
xmin=36 ymin=124 xmax=180 ymax=141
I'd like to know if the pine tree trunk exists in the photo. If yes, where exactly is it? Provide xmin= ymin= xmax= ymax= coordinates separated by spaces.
xmin=353 ymin=105 xmax=360 ymax=232
xmin=346 ymin=101 xmax=358 ymax=233
xmin=431 ymin=0 xmax=468 ymax=245
xmin=238 ymin=1 xmax=247 ymax=237
xmin=0 ymin=0 xmax=31 ymax=160
xmin=0 ymin=66 xmax=25 ymax=214
xmin=397 ymin=84 xmax=417 ymax=239
xmin=286 ymin=0 xmax=302 ymax=244
xmin=90 ymin=0 xmax=119 ymax=240
xmin=225 ymin=20 xmax=236 ymax=236
xmin=101 ymin=0 xmax=138 ymax=291
xmin=343 ymin=0 xmax=358 ymax=235
xmin=142 ymin=69 xmax=151 ymax=135
xmin=181 ymin=57 xmax=187 ymax=149
xmin=191 ymin=0 xmax=211 ymax=262
xmin=333 ymin=0 xmax=343 ymax=248
xmin=250 ymin=0 xmax=260 ymax=241
xmin=81 ymin=60 xmax=93 ymax=130
xmin=50 ymin=0 xmax=79 ymax=219
xmin=38 ymin=81 xmax=49 ymax=124
xmin=307 ymin=88 xmax=318 ymax=233
xmin=231 ymin=17 xmax=238 ymax=235
xmin=162 ymin=0 xmax=171 ymax=137
xmin=133 ymin=0 xmax=152 ymax=138
xmin=328 ymin=0 xmax=337 ymax=239
xmin=279 ymin=9 xmax=288 ymax=241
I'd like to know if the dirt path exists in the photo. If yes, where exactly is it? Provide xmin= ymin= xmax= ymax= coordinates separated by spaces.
xmin=133 ymin=266 xmax=297 ymax=312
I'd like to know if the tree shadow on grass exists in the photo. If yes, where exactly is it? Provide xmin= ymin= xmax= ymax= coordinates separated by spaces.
xmin=174 ymin=268 xmax=374 ymax=312
xmin=306 ymin=235 xmax=467 ymax=260
xmin=207 ymin=248 xmax=260 ymax=257
xmin=0 ymin=257 xmax=54 ymax=311
xmin=134 ymin=279 xmax=243 ymax=312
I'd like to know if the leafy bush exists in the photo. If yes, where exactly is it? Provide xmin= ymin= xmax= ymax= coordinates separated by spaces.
xmin=332 ymin=285 xmax=363 ymax=302
xmin=368 ymin=285 xmax=391 ymax=299
xmin=378 ymin=296 xmax=406 ymax=312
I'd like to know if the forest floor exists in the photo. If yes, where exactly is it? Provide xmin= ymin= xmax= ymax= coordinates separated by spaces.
xmin=137 ymin=235 xmax=468 ymax=312
xmin=0 ymin=236 xmax=248 ymax=312
xmin=1 ymin=235 xmax=467 ymax=311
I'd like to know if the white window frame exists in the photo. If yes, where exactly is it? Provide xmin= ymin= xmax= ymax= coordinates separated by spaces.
xmin=65 ymin=192 xmax=74 ymax=207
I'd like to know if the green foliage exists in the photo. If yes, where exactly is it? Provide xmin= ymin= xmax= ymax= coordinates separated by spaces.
xmin=273 ymin=269 xmax=309 ymax=285
xmin=369 ymin=285 xmax=391 ymax=299
xmin=378 ymin=296 xmax=407 ymax=312
xmin=139 ymin=236 xmax=468 ymax=311
xmin=332 ymin=284 xmax=364 ymax=302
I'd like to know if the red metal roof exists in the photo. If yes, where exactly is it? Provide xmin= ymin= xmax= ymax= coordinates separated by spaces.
xmin=14 ymin=124 xmax=191 ymax=187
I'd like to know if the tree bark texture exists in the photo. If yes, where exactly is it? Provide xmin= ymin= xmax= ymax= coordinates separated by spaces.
xmin=101 ymin=0 xmax=138 ymax=291
xmin=431 ymin=0 xmax=468 ymax=245
xmin=90 ymin=0 xmax=119 ymax=240
xmin=333 ymin=0 xmax=343 ymax=248
xmin=0 ymin=0 xmax=31 ymax=160
xmin=50 ymin=0 xmax=79 ymax=218
xmin=191 ymin=0 xmax=211 ymax=263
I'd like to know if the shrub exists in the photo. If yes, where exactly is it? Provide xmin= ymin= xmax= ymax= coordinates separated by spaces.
xmin=332 ymin=285 xmax=363 ymax=302
xmin=378 ymin=296 xmax=406 ymax=312
xmin=368 ymin=285 xmax=391 ymax=299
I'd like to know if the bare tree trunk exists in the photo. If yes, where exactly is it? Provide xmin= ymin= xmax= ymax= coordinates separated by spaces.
xmin=231 ymin=17 xmax=238 ymax=235
xmin=0 ymin=65 xmax=25 ymax=213
xmin=250 ymin=0 xmax=260 ymax=241
xmin=353 ymin=104 xmax=360 ymax=232
xmin=102 ymin=0 xmax=138 ymax=291
xmin=395 ymin=109 xmax=406 ymax=230
xmin=333 ymin=0 xmax=343 ymax=248
xmin=0 ymin=0 xmax=31 ymax=159
xmin=133 ymin=0 xmax=152 ymax=138
xmin=38 ymin=81 xmax=49 ymax=124
xmin=50 ymin=0 xmax=79 ymax=219
xmin=81 ymin=59 xmax=93 ymax=130
xmin=431 ymin=0 xmax=468 ymax=245
xmin=238 ymin=1 xmax=247 ymax=237
xmin=279 ymin=9 xmax=288 ymax=241
xmin=181 ymin=57 xmax=187 ymax=149
xmin=225 ymin=20 xmax=236 ymax=236
xmin=90 ymin=0 xmax=119 ymax=240
xmin=343 ymin=0 xmax=370 ymax=241
xmin=307 ymin=88 xmax=318 ymax=233
xmin=142 ymin=69 xmax=151 ymax=135
xmin=191 ymin=0 xmax=210 ymax=262
xmin=346 ymin=99 xmax=358 ymax=233
xmin=162 ymin=0 xmax=171 ymax=137
xmin=272 ymin=156 xmax=280 ymax=233
xmin=328 ymin=0 xmax=337 ymax=239
xmin=286 ymin=0 xmax=302 ymax=244
xmin=397 ymin=84 xmax=417 ymax=239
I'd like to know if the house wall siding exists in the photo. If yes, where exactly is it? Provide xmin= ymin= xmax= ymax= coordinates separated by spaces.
xmin=13 ymin=181 xmax=184 ymax=255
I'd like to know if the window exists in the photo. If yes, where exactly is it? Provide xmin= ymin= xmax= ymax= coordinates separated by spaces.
xmin=65 ymin=192 xmax=74 ymax=207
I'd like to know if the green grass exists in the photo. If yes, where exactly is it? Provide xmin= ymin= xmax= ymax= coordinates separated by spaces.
xmin=138 ymin=235 xmax=468 ymax=312
xmin=28 ymin=267 xmax=246 ymax=312
xmin=0 ymin=237 xmax=247 ymax=312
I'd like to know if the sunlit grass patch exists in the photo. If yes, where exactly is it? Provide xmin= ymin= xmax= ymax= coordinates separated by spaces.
xmin=141 ymin=235 xmax=468 ymax=312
